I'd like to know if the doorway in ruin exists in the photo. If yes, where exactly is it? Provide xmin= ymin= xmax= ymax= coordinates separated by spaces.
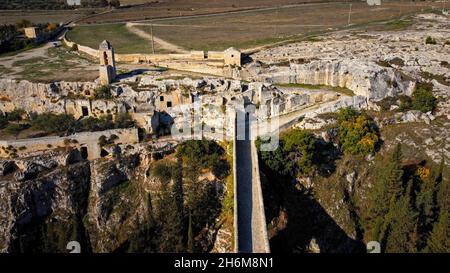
xmin=80 ymin=147 xmax=88 ymax=160
xmin=81 ymin=106 xmax=89 ymax=117
xmin=100 ymin=148 xmax=109 ymax=158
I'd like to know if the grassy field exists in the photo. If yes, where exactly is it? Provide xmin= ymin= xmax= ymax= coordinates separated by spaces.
xmin=134 ymin=1 xmax=439 ymax=51
xmin=0 ymin=9 xmax=100 ymax=24
xmin=10 ymin=46 xmax=98 ymax=83
xmin=276 ymin=83 xmax=355 ymax=97
xmin=67 ymin=24 xmax=157 ymax=54
xmin=77 ymin=0 xmax=344 ymax=24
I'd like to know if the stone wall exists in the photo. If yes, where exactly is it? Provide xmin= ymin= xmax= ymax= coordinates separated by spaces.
xmin=0 ymin=79 xmax=129 ymax=119
xmin=0 ymin=128 xmax=139 ymax=160
xmin=63 ymin=36 xmax=241 ymax=77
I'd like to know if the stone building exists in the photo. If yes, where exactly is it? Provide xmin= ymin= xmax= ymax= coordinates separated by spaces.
xmin=99 ymin=40 xmax=117 ymax=85
xmin=224 ymin=47 xmax=241 ymax=67
xmin=66 ymin=0 xmax=81 ymax=6
xmin=24 ymin=27 xmax=39 ymax=39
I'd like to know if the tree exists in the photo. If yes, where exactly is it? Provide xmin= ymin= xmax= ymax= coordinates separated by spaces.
xmin=416 ymin=162 xmax=442 ymax=248
xmin=187 ymin=211 xmax=194 ymax=253
xmin=30 ymin=113 xmax=75 ymax=133
xmin=6 ymin=109 xmax=25 ymax=122
xmin=369 ymin=144 xmax=404 ymax=241
xmin=109 ymin=0 xmax=121 ymax=8
xmin=114 ymin=113 xmax=135 ymax=129
xmin=4 ymin=123 xmax=28 ymax=139
xmin=156 ymin=182 xmax=184 ymax=253
xmin=338 ymin=108 xmax=379 ymax=155
xmin=16 ymin=19 xmax=32 ymax=29
xmin=383 ymin=182 xmax=418 ymax=253
xmin=411 ymin=83 xmax=437 ymax=113
xmin=282 ymin=129 xmax=317 ymax=175
xmin=152 ymin=160 xmax=176 ymax=183
xmin=93 ymin=85 xmax=112 ymax=99
xmin=426 ymin=209 xmax=450 ymax=253
xmin=425 ymin=36 xmax=437 ymax=45
xmin=436 ymin=160 xmax=448 ymax=211
xmin=257 ymin=129 xmax=317 ymax=177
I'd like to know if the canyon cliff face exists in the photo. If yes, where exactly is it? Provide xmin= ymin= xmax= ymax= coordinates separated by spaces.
xmin=244 ymin=59 xmax=416 ymax=101
xmin=0 ymin=150 xmax=158 ymax=253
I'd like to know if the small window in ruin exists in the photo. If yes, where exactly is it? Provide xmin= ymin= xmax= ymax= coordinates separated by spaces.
xmin=85 ymin=90 xmax=90 ymax=96
xmin=167 ymin=101 xmax=172 ymax=108
xmin=211 ymin=127 xmax=216 ymax=133
xmin=81 ymin=106 xmax=89 ymax=117
xmin=231 ymin=55 xmax=234 ymax=58
xmin=80 ymin=147 xmax=88 ymax=160
xmin=160 ymin=96 xmax=164 ymax=101
xmin=103 ymin=52 xmax=109 ymax=66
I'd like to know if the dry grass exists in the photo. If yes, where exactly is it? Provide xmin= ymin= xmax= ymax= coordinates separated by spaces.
xmin=0 ymin=9 xmax=99 ymax=24
xmin=134 ymin=1 xmax=438 ymax=51
xmin=10 ymin=46 xmax=98 ymax=83
xmin=77 ymin=0 xmax=345 ymax=24
xmin=67 ymin=23 xmax=160 ymax=54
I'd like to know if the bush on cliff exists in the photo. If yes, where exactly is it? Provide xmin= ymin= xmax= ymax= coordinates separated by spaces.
xmin=411 ymin=83 xmax=437 ymax=113
xmin=93 ymin=85 xmax=112 ymax=100
xmin=338 ymin=108 xmax=379 ymax=156
xmin=257 ymin=128 xmax=317 ymax=177
xmin=30 ymin=113 xmax=76 ymax=134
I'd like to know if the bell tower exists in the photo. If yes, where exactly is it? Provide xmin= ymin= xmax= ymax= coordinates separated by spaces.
xmin=99 ymin=40 xmax=116 ymax=85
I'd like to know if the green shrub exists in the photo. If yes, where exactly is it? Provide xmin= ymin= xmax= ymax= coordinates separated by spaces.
xmin=6 ymin=109 xmax=25 ymax=122
xmin=4 ymin=123 xmax=29 ymax=137
xmin=152 ymin=160 xmax=177 ymax=183
xmin=411 ymin=83 xmax=437 ymax=113
xmin=257 ymin=129 xmax=317 ymax=176
xmin=378 ymin=97 xmax=398 ymax=111
xmin=0 ymin=114 xmax=8 ymax=129
xmin=31 ymin=113 xmax=75 ymax=133
xmin=398 ymin=95 xmax=412 ymax=112
xmin=338 ymin=108 xmax=379 ymax=156
xmin=115 ymin=113 xmax=135 ymax=128
xmin=425 ymin=36 xmax=437 ymax=45
xmin=70 ymin=44 xmax=78 ymax=51
xmin=93 ymin=85 xmax=112 ymax=100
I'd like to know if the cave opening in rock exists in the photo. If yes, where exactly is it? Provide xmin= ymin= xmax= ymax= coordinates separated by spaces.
xmin=100 ymin=148 xmax=109 ymax=158
xmin=80 ymin=147 xmax=88 ymax=160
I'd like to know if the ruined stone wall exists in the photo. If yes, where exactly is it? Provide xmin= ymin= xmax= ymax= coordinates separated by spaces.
xmin=0 ymin=79 xmax=128 ymax=119
xmin=63 ymin=36 xmax=241 ymax=76
xmin=0 ymin=128 xmax=139 ymax=160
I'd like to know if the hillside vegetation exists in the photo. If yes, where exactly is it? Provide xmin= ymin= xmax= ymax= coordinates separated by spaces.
xmin=258 ymin=108 xmax=449 ymax=253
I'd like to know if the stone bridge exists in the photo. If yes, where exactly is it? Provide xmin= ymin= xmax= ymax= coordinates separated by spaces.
xmin=232 ymin=95 xmax=367 ymax=253
xmin=234 ymin=112 xmax=271 ymax=253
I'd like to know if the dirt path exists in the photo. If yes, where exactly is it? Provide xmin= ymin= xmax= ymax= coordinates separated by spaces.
xmin=126 ymin=22 xmax=188 ymax=53
xmin=0 ymin=30 xmax=67 ymax=73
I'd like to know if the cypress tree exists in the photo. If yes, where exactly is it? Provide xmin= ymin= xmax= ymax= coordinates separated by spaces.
xmin=369 ymin=144 xmax=404 ymax=241
xmin=416 ymin=161 xmax=443 ymax=248
xmin=383 ymin=181 xmax=418 ymax=253
xmin=436 ymin=160 xmax=448 ymax=211
xmin=187 ymin=211 xmax=194 ymax=253
xmin=426 ymin=209 xmax=450 ymax=253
